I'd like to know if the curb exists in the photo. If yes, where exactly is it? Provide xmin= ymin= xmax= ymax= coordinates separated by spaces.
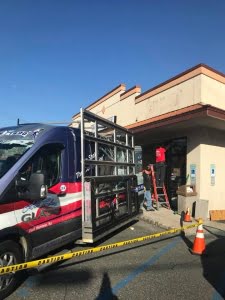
xmin=138 ymin=212 xmax=198 ymax=236
xmin=138 ymin=211 xmax=225 ymax=237
xmin=138 ymin=213 xmax=174 ymax=231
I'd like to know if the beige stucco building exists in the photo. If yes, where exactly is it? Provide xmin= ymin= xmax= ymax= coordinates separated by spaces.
xmin=72 ymin=64 xmax=225 ymax=218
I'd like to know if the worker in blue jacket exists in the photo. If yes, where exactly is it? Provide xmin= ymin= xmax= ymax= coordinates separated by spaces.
xmin=143 ymin=164 xmax=155 ymax=211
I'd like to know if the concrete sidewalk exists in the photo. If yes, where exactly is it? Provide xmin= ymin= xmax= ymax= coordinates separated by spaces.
xmin=138 ymin=206 xmax=225 ymax=236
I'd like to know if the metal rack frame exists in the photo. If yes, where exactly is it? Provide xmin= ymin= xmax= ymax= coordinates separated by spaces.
xmin=80 ymin=108 xmax=138 ymax=242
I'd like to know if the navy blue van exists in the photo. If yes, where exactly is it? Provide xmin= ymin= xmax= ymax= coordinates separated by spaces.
xmin=0 ymin=109 xmax=139 ymax=298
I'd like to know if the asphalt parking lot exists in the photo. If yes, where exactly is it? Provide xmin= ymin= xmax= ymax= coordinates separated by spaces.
xmin=6 ymin=219 xmax=225 ymax=300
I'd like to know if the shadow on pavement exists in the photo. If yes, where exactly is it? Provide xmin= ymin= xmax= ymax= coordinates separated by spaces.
xmin=201 ymin=237 xmax=225 ymax=299
xmin=95 ymin=272 xmax=118 ymax=300
xmin=33 ymin=269 xmax=92 ymax=285
xmin=179 ymin=218 xmax=225 ymax=298
xmin=9 ymin=270 xmax=93 ymax=299
xmin=91 ymin=219 xmax=139 ymax=247
xmin=204 ymin=225 xmax=225 ymax=238
xmin=52 ymin=233 xmax=181 ymax=271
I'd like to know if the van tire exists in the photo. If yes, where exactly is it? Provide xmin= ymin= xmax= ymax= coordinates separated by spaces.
xmin=0 ymin=240 xmax=24 ymax=299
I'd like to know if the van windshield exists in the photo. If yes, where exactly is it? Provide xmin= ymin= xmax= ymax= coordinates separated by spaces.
xmin=0 ymin=140 xmax=33 ymax=178
xmin=0 ymin=126 xmax=46 ymax=178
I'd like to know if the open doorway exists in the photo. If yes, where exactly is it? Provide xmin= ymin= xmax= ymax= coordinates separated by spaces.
xmin=166 ymin=138 xmax=187 ymax=208
xmin=142 ymin=137 xmax=187 ymax=209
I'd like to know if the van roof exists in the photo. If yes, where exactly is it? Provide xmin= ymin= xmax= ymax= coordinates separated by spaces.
xmin=0 ymin=123 xmax=59 ymax=143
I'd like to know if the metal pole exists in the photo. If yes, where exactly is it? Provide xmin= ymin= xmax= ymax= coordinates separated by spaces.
xmin=80 ymin=108 xmax=85 ymax=223
xmin=114 ymin=129 xmax=117 ymax=176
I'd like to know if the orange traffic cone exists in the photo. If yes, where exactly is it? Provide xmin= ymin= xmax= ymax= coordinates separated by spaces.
xmin=190 ymin=220 xmax=206 ymax=255
xmin=184 ymin=207 xmax=192 ymax=222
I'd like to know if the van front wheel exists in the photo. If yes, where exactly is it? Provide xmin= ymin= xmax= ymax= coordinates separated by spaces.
xmin=0 ymin=241 xmax=24 ymax=299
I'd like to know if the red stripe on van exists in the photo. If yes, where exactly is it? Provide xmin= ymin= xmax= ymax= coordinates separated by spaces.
xmin=16 ymin=200 xmax=82 ymax=231
xmin=49 ymin=182 xmax=82 ymax=194
xmin=0 ymin=201 xmax=29 ymax=214
xmin=0 ymin=182 xmax=82 ymax=214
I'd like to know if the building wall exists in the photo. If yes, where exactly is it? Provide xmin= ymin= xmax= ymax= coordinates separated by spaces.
xmin=200 ymin=144 xmax=225 ymax=211
xmin=134 ymin=75 xmax=202 ymax=124
xmin=73 ymin=72 xmax=225 ymax=128
xmin=199 ymin=128 xmax=225 ymax=211
xmin=201 ymin=74 xmax=225 ymax=110
xmin=186 ymin=127 xmax=225 ymax=214
xmin=89 ymin=88 xmax=125 ymax=116
xmin=72 ymin=66 xmax=225 ymax=129
xmin=83 ymin=75 xmax=202 ymax=127
xmin=97 ymin=90 xmax=141 ymax=127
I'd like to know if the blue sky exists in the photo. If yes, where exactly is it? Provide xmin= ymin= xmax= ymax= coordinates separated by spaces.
xmin=0 ymin=0 xmax=225 ymax=127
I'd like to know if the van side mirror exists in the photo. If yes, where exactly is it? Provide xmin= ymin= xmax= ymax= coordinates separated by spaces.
xmin=16 ymin=172 xmax=48 ymax=200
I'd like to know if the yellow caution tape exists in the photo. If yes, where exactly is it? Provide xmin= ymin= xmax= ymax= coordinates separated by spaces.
xmin=0 ymin=221 xmax=201 ymax=275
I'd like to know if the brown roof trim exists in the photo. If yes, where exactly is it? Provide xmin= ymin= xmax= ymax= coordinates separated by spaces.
xmin=207 ymin=105 xmax=225 ymax=121
xmin=126 ymin=103 xmax=208 ymax=132
xmin=120 ymin=85 xmax=141 ymax=101
xmin=130 ymin=109 xmax=207 ymax=133
xmin=72 ymin=84 xmax=126 ymax=119
xmin=127 ymin=104 xmax=225 ymax=133
xmin=201 ymin=63 xmax=225 ymax=78
xmin=72 ymin=112 xmax=80 ymax=120
xmin=135 ymin=64 xmax=225 ymax=104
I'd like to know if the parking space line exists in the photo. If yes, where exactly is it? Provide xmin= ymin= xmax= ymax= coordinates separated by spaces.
xmin=111 ymin=237 xmax=180 ymax=295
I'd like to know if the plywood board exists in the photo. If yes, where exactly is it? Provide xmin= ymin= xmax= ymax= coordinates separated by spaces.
xmin=210 ymin=210 xmax=225 ymax=221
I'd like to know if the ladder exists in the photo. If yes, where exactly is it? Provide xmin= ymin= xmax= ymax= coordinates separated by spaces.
xmin=150 ymin=164 xmax=170 ymax=210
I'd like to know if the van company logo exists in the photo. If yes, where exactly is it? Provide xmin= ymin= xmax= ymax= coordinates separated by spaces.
xmin=60 ymin=185 xmax=66 ymax=192
xmin=33 ymin=128 xmax=44 ymax=139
